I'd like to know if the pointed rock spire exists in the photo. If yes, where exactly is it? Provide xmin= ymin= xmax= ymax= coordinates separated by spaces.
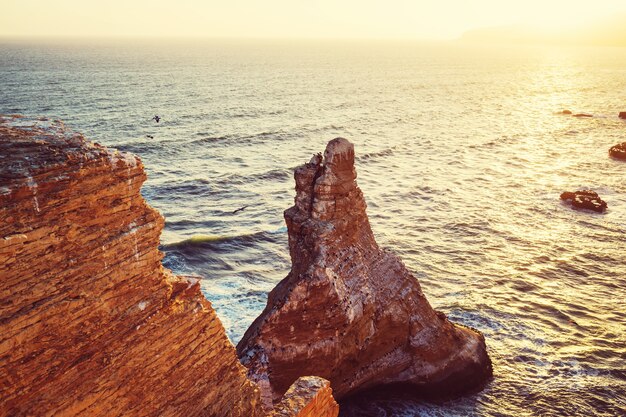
xmin=237 ymin=137 xmax=492 ymax=404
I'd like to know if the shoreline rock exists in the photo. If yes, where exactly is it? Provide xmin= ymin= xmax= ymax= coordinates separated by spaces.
xmin=271 ymin=377 xmax=339 ymax=417
xmin=0 ymin=115 xmax=339 ymax=417
xmin=237 ymin=138 xmax=493 ymax=404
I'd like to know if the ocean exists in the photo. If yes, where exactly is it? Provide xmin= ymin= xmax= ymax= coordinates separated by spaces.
xmin=1 ymin=39 xmax=625 ymax=416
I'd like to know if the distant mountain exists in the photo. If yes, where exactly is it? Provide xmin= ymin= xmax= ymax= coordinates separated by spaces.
xmin=461 ymin=14 xmax=626 ymax=47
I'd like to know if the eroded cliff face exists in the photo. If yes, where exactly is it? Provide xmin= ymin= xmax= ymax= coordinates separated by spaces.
xmin=0 ymin=115 xmax=267 ymax=416
xmin=271 ymin=377 xmax=339 ymax=417
xmin=238 ymin=138 xmax=492 ymax=402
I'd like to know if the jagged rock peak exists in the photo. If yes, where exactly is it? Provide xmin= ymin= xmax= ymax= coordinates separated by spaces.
xmin=238 ymin=137 xmax=493 ymax=404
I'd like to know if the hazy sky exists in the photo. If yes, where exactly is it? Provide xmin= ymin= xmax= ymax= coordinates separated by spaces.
xmin=2 ymin=0 xmax=626 ymax=39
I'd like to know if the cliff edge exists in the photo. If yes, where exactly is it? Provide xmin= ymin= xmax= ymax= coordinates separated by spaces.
xmin=0 ymin=115 xmax=338 ymax=417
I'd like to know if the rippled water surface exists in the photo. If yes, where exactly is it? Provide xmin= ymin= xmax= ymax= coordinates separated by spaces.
xmin=1 ymin=39 xmax=625 ymax=416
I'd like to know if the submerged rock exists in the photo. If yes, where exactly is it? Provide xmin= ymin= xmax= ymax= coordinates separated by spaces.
xmin=609 ymin=142 xmax=626 ymax=160
xmin=560 ymin=110 xmax=572 ymax=115
xmin=573 ymin=113 xmax=593 ymax=118
xmin=237 ymin=138 xmax=492 ymax=404
xmin=560 ymin=190 xmax=608 ymax=213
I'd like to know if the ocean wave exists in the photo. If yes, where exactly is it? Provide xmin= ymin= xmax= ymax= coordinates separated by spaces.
xmin=115 ymin=142 xmax=163 ymax=155
xmin=190 ymin=129 xmax=290 ymax=146
xmin=357 ymin=147 xmax=395 ymax=162
xmin=161 ymin=229 xmax=282 ymax=252
xmin=249 ymin=168 xmax=291 ymax=181
xmin=192 ymin=134 xmax=232 ymax=144
xmin=160 ymin=228 xmax=288 ymax=274
xmin=149 ymin=178 xmax=213 ymax=198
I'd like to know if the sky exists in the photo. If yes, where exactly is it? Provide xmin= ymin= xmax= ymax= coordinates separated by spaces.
xmin=2 ymin=0 xmax=626 ymax=40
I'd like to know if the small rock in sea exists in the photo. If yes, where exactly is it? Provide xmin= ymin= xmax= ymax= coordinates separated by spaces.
xmin=619 ymin=112 xmax=626 ymax=119
xmin=560 ymin=190 xmax=607 ymax=213
xmin=573 ymin=113 xmax=593 ymax=118
xmin=561 ymin=110 xmax=572 ymax=115
xmin=609 ymin=142 xmax=626 ymax=160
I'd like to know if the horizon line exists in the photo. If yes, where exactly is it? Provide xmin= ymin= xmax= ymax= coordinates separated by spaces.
xmin=0 ymin=33 xmax=461 ymax=42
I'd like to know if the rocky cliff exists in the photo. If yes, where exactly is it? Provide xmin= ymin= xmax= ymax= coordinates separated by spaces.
xmin=0 ymin=115 xmax=338 ymax=417
xmin=271 ymin=377 xmax=339 ymax=417
xmin=238 ymin=138 xmax=492 ymax=402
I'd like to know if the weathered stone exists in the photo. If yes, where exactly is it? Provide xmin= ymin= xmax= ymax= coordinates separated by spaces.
xmin=271 ymin=377 xmax=339 ymax=417
xmin=0 ymin=115 xmax=264 ymax=416
xmin=560 ymin=190 xmax=608 ymax=213
xmin=619 ymin=112 xmax=626 ymax=119
xmin=0 ymin=115 xmax=339 ymax=417
xmin=609 ymin=142 xmax=626 ymax=160
xmin=237 ymin=137 xmax=492 ymax=404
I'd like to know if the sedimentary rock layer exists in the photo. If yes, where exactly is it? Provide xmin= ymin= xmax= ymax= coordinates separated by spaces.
xmin=271 ymin=377 xmax=339 ymax=417
xmin=238 ymin=138 xmax=492 ymax=402
xmin=0 ymin=116 xmax=264 ymax=416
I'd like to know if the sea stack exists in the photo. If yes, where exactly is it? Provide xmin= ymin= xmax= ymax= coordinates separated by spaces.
xmin=0 ymin=115 xmax=339 ymax=417
xmin=237 ymin=138 xmax=492 ymax=403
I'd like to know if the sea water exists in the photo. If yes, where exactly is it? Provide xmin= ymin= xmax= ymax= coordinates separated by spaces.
xmin=1 ymin=39 xmax=625 ymax=416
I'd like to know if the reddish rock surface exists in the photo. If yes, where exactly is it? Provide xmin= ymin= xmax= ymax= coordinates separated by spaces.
xmin=0 ymin=115 xmax=339 ymax=417
xmin=560 ymin=190 xmax=608 ymax=213
xmin=271 ymin=377 xmax=339 ymax=417
xmin=609 ymin=142 xmax=626 ymax=160
xmin=237 ymin=138 xmax=492 ymax=403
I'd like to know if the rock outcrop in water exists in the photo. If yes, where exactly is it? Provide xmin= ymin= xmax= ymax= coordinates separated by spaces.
xmin=560 ymin=190 xmax=608 ymax=213
xmin=609 ymin=142 xmax=626 ymax=160
xmin=0 ymin=115 xmax=339 ymax=417
xmin=237 ymin=138 xmax=492 ymax=404
xmin=619 ymin=112 xmax=626 ymax=119
xmin=557 ymin=110 xmax=594 ymax=118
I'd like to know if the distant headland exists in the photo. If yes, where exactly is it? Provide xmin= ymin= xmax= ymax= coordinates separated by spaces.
xmin=460 ymin=14 xmax=626 ymax=47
